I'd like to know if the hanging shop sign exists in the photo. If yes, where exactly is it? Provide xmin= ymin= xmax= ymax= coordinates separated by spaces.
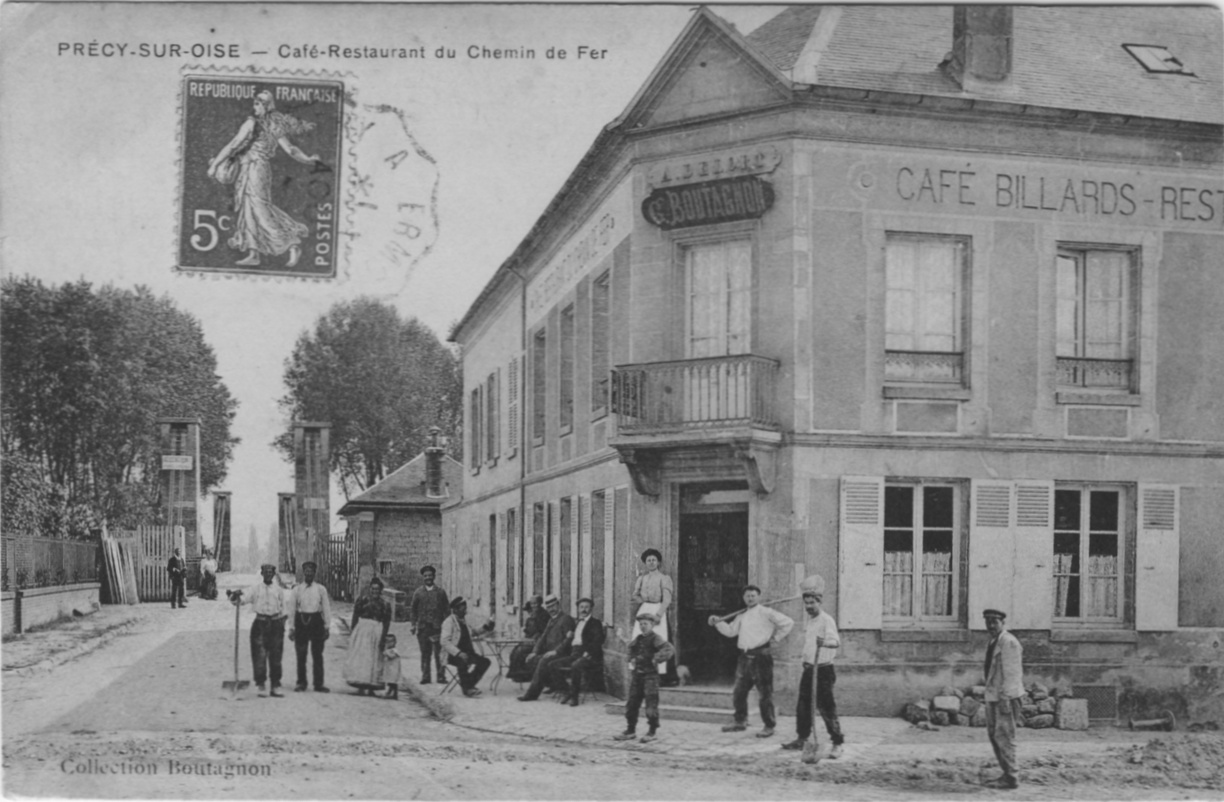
xmin=641 ymin=175 xmax=774 ymax=231
xmin=161 ymin=455 xmax=194 ymax=471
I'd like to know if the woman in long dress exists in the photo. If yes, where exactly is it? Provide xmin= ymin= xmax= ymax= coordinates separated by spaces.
xmin=631 ymin=548 xmax=675 ymax=679
xmin=207 ymin=90 xmax=320 ymax=268
xmin=344 ymin=577 xmax=392 ymax=695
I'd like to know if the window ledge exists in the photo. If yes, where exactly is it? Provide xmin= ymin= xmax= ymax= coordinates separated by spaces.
xmin=1056 ymin=391 xmax=1142 ymax=407
xmin=884 ymin=385 xmax=971 ymax=401
xmin=880 ymin=629 xmax=970 ymax=642
xmin=1050 ymin=629 xmax=1136 ymax=643
xmin=485 ymin=457 xmax=499 ymax=469
xmin=559 ymin=425 xmax=573 ymax=437
xmin=591 ymin=407 xmax=608 ymax=423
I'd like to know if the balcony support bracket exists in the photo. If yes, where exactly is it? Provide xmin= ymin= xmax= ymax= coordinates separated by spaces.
xmin=732 ymin=440 xmax=776 ymax=496
xmin=618 ymin=448 xmax=662 ymax=498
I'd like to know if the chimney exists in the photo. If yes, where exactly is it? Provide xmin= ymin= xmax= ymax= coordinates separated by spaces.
xmin=425 ymin=426 xmax=445 ymax=498
xmin=945 ymin=6 xmax=1012 ymax=86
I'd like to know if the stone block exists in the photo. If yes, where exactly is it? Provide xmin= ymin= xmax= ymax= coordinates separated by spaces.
xmin=905 ymin=702 xmax=930 ymax=723
xmin=960 ymin=696 xmax=981 ymax=718
xmin=940 ymin=685 xmax=965 ymax=699
xmin=932 ymin=695 xmax=961 ymax=713
xmin=931 ymin=711 xmax=949 ymax=726
xmin=1056 ymin=698 xmax=1089 ymax=731
xmin=1021 ymin=704 xmax=1039 ymax=719
xmin=970 ymin=707 xmax=987 ymax=727
xmin=1037 ymin=698 xmax=1057 ymax=715
xmin=971 ymin=685 xmax=987 ymax=698
xmin=1028 ymin=713 xmax=1055 ymax=729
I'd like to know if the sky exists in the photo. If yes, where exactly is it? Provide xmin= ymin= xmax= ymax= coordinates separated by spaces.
xmin=0 ymin=2 xmax=782 ymax=554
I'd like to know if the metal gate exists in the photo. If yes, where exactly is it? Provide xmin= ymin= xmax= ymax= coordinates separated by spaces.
xmin=323 ymin=531 xmax=356 ymax=602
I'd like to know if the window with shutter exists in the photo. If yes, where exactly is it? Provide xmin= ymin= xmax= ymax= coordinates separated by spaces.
xmin=883 ymin=482 xmax=960 ymax=623
xmin=1136 ymin=485 xmax=1179 ymax=630
xmin=469 ymin=386 xmax=482 ymax=471
xmin=485 ymin=371 xmax=499 ymax=465
xmin=1012 ymin=482 xmax=1054 ymax=629
xmin=838 ymin=476 xmax=884 ymax=629
xmin=1053 ymin=485 xmax=1126 ymax=625
xmin=507 ymin=356 xmax=519 ymax=458
xmin=580 ymin=494 xmax=592 ymax=600
xmin=603 ymin=489 xmax=615 ymax=623
xmin=549 ymin=501 xmax=561 ymax=596
xmin=969 ymin=480 xmax=1014 ymax=630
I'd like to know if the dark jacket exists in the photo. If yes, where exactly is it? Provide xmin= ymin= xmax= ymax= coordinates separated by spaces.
xmin=571 ymin=616 xmax=605 ymax=662
xmin=167 ymin=556 xmax=185 ymax=580
xmin=532 ymin=611 xmax=576 ymax=657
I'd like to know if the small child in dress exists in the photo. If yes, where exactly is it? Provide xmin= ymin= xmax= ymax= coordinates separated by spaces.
xmin=614 ymin=610 xmax=675 ymax=743
xmin=380 ymin=634 xmax=402 ymax=699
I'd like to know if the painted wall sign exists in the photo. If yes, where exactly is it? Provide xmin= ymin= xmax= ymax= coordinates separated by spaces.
xmin=642 ymin=175 xmax=774 ymax=230
xmin=526 ymin=180 xmax=632 ymax=326
xmin=161 ymin=455 xmax=194 ymax=471
xmin=303 ymin=497 xmax=327 ymax=510
xmin=647 ymin=144 xmax=782 ymax=189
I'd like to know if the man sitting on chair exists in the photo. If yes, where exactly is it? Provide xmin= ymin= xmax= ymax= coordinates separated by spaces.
xmin=439 ymin=597 xmax=492 ymax=697
xmin=517 ymin=593 xmax=574 ymax=702
xmin=552 ymin=597 xmax=604 ymax=706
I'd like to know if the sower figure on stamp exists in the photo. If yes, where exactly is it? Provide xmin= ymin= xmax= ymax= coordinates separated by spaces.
xmin=710 ymin=584 xmax=794 ymax=738
xmin=982 ymin=608 xmax=1024 ymax=790
xmin=613 ymin=610 xmax=674 ymax=744
xmin=207 ymin=89 xmax=321 ymax=268
xmin=782 ymin=574 xmax=845 ymax=758
xmin=410 ymin=565 xmax=448 ymax=684
xmin=288 ymin=560 xmax=331 ymax=693
xmin=167 ymin=547 xmax=187 ymax=609
xmin=233 ymin=563 xmax=287 ymax=698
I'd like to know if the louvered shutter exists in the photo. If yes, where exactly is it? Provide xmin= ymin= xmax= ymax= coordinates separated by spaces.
xmin=969 ymin=480 xmax=1014 ymax=631
xmin=496 ymin=512 xmax=508 ymax=615
xmin=569 ymin=495 xmax=581 ymax=612
xmin=838 ymin=476 xmax=883 ymax=629
xmin=523 ymin=504 xmax=535 ymax=600
xmin=603 ymin=489 xmax=616 ymax=622
xmin=507 ymin=356 xmax=519 ymax=457
xmin=550 ymin=501 xmax=561 ymax=597
xmin=1012 ymin=481 xmax=1054 ymax=629
xmin=580 ymin=494 xmax=593 ymax=600
xmin=1136 ymin=485 xmax=1180 ymax=630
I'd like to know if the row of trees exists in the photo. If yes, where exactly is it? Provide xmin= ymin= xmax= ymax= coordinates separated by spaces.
xmin=1 ymin=278 xmax=239 ymax=537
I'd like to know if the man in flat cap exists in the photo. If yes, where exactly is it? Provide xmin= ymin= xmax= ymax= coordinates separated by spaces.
xmin=410 ymin=564 xmax=449 ymax=684
xmin=982 ymin=608 xmax=1024 ymax=790
xmin=517 ymin=592 xmax=574 ymax=702
xmin=232 ymin=563 xmax=288 ymax=697
xmin=288 ymin=560 xmax=331 ymax=692
xmin=440 ymin=596 xmax=491 ymax=697
xmin=710 ymin=584 xmax=794 ymax=738
xmin=783 ymin=574 xmax=845 ymax=757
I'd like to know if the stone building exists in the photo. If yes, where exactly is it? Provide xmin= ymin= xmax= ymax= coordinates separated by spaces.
xmin=443 ymin=5 xmax=1223 ymax=718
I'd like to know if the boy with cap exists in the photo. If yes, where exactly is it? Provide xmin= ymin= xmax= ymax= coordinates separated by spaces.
xmin=614 ymin=610 xmax=675 ymax=743
xmin=982 ymin=608 xmax=1024 ymax=789
xmin=782 ymin=574 xmax=844 ymax=757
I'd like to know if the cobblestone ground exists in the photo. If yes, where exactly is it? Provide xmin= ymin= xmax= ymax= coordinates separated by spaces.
xmin=3 ymin=573 xmax=1221 ymax=800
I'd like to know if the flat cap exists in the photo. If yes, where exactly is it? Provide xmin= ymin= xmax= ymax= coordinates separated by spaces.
xmin=636 ymin=610 xmax=660 ymax=623
xmin=982 ymin=608 xmax=1007 ymax=620
xmin=420 ymin=565 xmax=436 ymax=575
xmin=301 ymin=561 xmax=317 ymax=570
xmin=260 ymin=563 xmax=276 ymax=571
xmin=450 ymin=596 xmax=466 ymax=609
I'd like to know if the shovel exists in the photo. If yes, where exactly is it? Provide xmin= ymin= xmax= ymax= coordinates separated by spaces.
xmin=222 ymin=589 xmax=250 ymax=696
xmin=802 ymin=639 xmax=822 ymax=765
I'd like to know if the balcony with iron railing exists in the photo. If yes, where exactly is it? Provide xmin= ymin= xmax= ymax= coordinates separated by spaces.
xmin=1056 ymin=357 xmax=1133 ymax=391
xmin=611 ymin=353 xmax=781 ymax=435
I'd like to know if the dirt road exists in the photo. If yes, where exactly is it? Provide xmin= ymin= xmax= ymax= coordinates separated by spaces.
xmin=3 ymin=574 xmax=1222 ymax=800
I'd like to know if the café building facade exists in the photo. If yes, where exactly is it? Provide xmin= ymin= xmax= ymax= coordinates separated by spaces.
xmin=444 ymin=5 xmax=1224 ymax=718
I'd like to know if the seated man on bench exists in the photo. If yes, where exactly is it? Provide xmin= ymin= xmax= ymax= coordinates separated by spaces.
xmin=552 ymin=597 xmax=604 ymax=706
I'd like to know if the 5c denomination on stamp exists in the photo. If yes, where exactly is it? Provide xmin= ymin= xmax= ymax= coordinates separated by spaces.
xmin=178 ymin=74 xmax=345 ymax=278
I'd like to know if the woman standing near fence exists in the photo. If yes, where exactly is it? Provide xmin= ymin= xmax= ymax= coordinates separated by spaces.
xmin=344 ymin=577 xmax=391 ymax=696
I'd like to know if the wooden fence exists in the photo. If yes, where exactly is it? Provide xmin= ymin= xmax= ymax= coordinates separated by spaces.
xmin=126 ymin=525 xmax=186 ymax=602
xmin=322 ymin=532 xmax=357 ymax=602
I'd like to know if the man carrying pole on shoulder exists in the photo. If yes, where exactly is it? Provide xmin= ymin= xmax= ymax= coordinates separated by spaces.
xmin=709 ymin=584 xmax=793 ymax=738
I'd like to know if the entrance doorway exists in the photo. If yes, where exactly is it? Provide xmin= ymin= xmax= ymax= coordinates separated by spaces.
xmin=677 ymin=487 xmax=749 ymax=685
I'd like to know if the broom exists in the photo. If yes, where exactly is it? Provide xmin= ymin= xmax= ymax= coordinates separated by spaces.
xmin=802 ymin=638 xmax=822 ymax=765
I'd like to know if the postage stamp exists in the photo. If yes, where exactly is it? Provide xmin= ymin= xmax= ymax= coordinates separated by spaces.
xmin=177 ymin=73 xmax=346 ymax=278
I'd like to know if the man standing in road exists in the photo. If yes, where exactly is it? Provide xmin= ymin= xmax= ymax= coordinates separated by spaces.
xmin=517 ymin=593 xmax=574 ymax=702
xmin=233 ymin=563 xmax=288 ymax=697
xmin=288 ymin=560 xmax=331 ymax=693
xmin=439 ymin=596 xmax=492 ymax=697
xmin=782 ymin=574 xmax=844 ymax=758
xmin=982 ymin=608 xmax=1024 ymax=790
xmin=167 ymin=547 xmax=187 ymax=609
xmin=709 ymin=585 xmax=794 ymax=738
xmin=410 ymin=565 xmax=449 ymax=684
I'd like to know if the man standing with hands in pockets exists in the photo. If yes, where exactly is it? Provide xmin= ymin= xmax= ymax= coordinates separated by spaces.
xmin=709 ymin=584 xmax=793 ymax=738
xmin=982 ymin=608 xmax=1024 ymax=790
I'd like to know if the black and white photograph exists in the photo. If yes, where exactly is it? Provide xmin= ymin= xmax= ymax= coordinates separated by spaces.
xmin=1 ymin=3 xmax=1221 ymax=799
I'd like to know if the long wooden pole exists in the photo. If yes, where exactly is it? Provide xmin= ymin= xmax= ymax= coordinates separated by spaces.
xmin=716 ymin=593 xmax=804 ymax=623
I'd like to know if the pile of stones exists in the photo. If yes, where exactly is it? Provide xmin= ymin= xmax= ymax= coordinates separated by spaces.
xmin=903 ymin=682 xmax=1089 ymax=730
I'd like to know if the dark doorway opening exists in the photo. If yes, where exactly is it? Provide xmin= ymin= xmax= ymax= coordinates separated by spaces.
xmin=677 ymin=486 xmax=749 ymax=686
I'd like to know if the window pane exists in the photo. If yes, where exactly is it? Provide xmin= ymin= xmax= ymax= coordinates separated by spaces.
xmin=923 ymin=487 xmax=954 ymax=528
xmin=885 ymin=486 xmax=913 ymax=527
xmin=883 ymin=529 xmax=914 ymax=617
xmin=1089 ymin=491 xmax=1119 ymax=532
xmin=921 ymin=529 xmax=954 ymax=616
xmin=1056 ymin=254 xmax=1082 ymax=357
xmin=1054 ymin=489 xmax=1080 ymax=530
xmin=1054 ymin=530 xmax=1081 ymax=618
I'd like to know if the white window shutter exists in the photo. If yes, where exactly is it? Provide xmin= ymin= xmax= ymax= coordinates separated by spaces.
xmin=969 ymin=479 xmax=1014 ymax=631
xmin=580 ymin=494 xmax=593 ymax=600
xmin=496 ymin=512 xmax=507 ymax=613
xmin=507 ymin=356 xmax=519 ymax=457
xmin=1137 ymin=485 xmax=1180 ymax=630
xmin=570 ymin=495 xmax=580 ymax=613
xmin=523 ymin=504 xmax=534 ymax=600
xmin=603 ymin=489 xmax=615 ymax=622
xmin=1011 ymin=481 xmax=1054 ymax=629
xmin=838 ymin=476 xmax=884 ymax=629
xmin=550 ymin=501 xmax=561 ymax=597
